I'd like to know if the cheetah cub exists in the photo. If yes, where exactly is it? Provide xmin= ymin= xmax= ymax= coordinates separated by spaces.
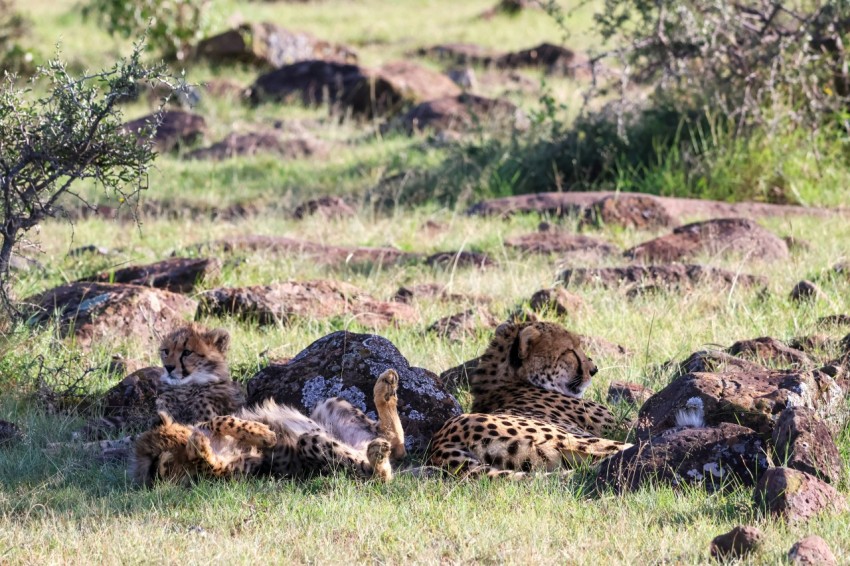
xmin=132 ymin=369 xmax=406 ymax=486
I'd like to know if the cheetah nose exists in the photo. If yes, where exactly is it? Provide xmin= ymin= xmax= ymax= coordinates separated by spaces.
xmin=164 ymin=365 xmax=176 ymax=374
xmin=589 ymin=365 xmax=598 ymax=376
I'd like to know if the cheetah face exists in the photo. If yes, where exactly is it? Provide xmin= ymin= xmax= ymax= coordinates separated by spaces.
xmin=159 ymin=324 xmax=230 ymax=386
xmin=131 ymin=413 xmax=200 ymax=487
xmin=510 ymin=322 xmax=597 ymax=398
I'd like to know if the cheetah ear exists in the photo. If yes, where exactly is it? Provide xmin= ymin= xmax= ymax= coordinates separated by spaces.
xmin=204 ymin=328 xmax=231 ymax=355
xmin=518 ymin=325 xmax=543 ymax=360
xmin=157 ymin=411 xmax=174 ymax=427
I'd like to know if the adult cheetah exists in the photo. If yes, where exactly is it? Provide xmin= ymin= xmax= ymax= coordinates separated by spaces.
xmin=429 ymin=321 xmax=631 ymax=477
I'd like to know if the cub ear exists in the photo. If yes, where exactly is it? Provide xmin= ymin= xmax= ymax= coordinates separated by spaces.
xmin=518 ymin=325 xmax=543 ymax=360
xmin=157 ymin=411 xmax=174 ymax=427
xmin=204 ymin=328 xmax=231 ymax=355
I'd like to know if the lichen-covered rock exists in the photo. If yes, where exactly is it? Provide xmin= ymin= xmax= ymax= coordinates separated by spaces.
xmin=23 ymin=282 xmax=197 ymax=348
xmin=788 ymin=535 xmax=838 ymax=565
xmin=772 ymin=407 xmax=843 ymax=484
xmin=624 ymin=218 xmax=789 ymax=263
xmin=636 ymin=367 xmax=845 ymax=439
xmin=439 ymin=358 xmax=480 ymax=394
xmin=709 ymin=525 xmax=764 ymax=561
xmin=197 ymin=280 xmax=416 ymax=328
xmin=82 ymin=257 xmax=221 ymax=293
xmin=754 ymin=467 xmax=848 ymax=522
xmin=596 ymin=423 xmax=768 ymax=493
xmin=246 ymin=331 xmax=462 ymax=453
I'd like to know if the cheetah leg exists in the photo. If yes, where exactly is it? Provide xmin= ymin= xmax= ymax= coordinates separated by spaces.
xmin=205 ymin=416 xmax=277 ymax=448
xmin=296 ymin=432 xmax=382 ymax=480
xmin=45 ymin=435 xmax=135 ymax=462
xmin=186 ymin=430 xmax=241 ymax=478
xmin=373 ymin=369 xmax=406 ymax=460
xmin=427 ymin=441 xmax=528 ymax=479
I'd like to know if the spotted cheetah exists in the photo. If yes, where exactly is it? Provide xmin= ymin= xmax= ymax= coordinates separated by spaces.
xmin=132 ymin=369 xmax=405 ymax=486
xmin=429 ymin=321 xmax=631 ymax=477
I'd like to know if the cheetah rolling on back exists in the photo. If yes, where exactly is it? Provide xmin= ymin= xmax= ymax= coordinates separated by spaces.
xmin=429 ymin=321 xmax=631 ymax=477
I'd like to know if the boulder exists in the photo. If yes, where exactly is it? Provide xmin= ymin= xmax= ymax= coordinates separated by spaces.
xmin=185 ymin=131 xmax=327 ymax=161
xmin=81 ymin=257 xmax=221 ymax=293
xmin=560 ymin=264 xmax=767 ymax=291
xmin=425 ymin=250 xmax=496 ymax=269
xmin=526 ymin=287 xmax=584 ymax=316
xmin=506 ymin=232 xmax=619 ymax=256
xmin=580 ymin=335 xmax=631 ymax=358
xmin=596 ymin=423 xmax=768 ymax=493
xmin=426 ymin=307 xmax=500 ymax=342
xmin=624 ymin=218 xmax=789 ymax=263
xmin=582 ymin=194 xmax=677 ymax=230
xmin=292 ymin=196 xmax=355 ymax=220
xmin=415 ymin=43 xmax=497 ymax=66
xmin=439 ymin=358 xmax=480 ymax=394
xmin=97 ymin=366 xmax=164 ymax=428
xmin=122 ymin=110 xmax=206 ymax=152
xmin=246 ymin=331 xmax=462 ymax=453
xmin=671 ymin=350 xmax=767 ymax=375
xmin=726 ymin=337 xmax=814 ymax=369
xmin=607 ymin=381 xmax=653 ymax=406
xmin=788 ymin=535 xmax=838 ymax=565
xmin=23 ymin=282 xmax=197 ymax=348
xmin=790 ymin=280 xmax=827 ymax=303
xmin=396 ymin=94 xmax=527 ymax=134
xmin=249 ymin=59 xmax=460 ymax=117
xmin=709 ymin=526 xmax=764 ymax=561
xmin=772 ymin=407 xmax=842 ymax=484
xmin=195 ymin=23 xmax=356 ymax=69
xmin=195 ymin=235 xmax=417 ymax=267
xmin=496 ymin=42 xmax=584 ymax=76
xmin=636 ymin=367 xmax=845 ymax=439
xmin=754 ymin=467 xmax=848 ymax=522
xmin=197 ymin=280 xmax=417 ymax=328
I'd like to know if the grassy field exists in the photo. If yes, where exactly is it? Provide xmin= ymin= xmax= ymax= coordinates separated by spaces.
xmin=2 ymin=0 xmax=850 ymax=563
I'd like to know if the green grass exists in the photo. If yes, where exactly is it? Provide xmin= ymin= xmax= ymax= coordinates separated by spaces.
xmin=3 ymin=0 xmax=850 ymax=563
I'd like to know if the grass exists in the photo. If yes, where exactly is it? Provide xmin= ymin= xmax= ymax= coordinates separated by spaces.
xmin=3 ymin=0 xmax=850 ymax=563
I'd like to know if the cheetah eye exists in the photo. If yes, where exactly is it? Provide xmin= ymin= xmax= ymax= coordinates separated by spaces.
xmin=160 ymin=349 xmax=169 ymax=356
xmin=182 ymin=349 xmax=192 ymax=357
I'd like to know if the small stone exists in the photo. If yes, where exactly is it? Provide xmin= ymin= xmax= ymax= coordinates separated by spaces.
xmin=788 ymin=535 xmax=837 ymax=565
xmin=709 ymin=525 xmax=764 ymax=561
xmin=790 ymin=280 xmax=825 ymax=303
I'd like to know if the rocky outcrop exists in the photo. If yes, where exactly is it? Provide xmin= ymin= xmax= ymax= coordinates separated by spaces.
xmin=197 ymin=280 xmax=417 ymax=328
xmin=597 ymin=423 xmax=768 ymax=493
xmin=246 ymin=331 xmax=462 ymax=452
xmin=754 ymin=467 xmax=848 ymax=522
xmin=23 ymin=282 xmax=197 ymax=348
xmin=81 ymin=257 xmax=221 ymax=293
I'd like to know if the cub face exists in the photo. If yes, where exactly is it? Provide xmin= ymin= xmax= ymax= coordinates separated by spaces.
xmin=131 ymin=412 xmax=199 ymax=487
xmin=159 ymin=324 xmax=230 ymax=386
xmin=508 ymin=322 xmax=598 ymax=398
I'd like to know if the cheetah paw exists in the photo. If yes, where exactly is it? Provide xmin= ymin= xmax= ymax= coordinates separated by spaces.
xmin=374 ymin=369 xmax=399 ymax=403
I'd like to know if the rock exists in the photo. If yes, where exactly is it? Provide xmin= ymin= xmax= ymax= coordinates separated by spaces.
xmin=772 ymin=407 xmax=842 ymax=484
xmin=396 ymin=94 xmax=527 ymax=134
xmin=246 ymin=331 xmax=462 ymax=453
xmin=105 ymin=354 xmax=145 ymax=377
xmin=8 ymin=254 xmax=44 ymax=273
xmin=526 ymin=287 xmax=584 ymax=316
xmin=249 ymin=59 xmax=460 ymax=117
xmin=425 ymin=250 xmax=496 ymax=269
xmin=788 ymin=535 xmax=837 ymax=565
xmin=97 ymin=367 xmax=164 ymax=426
xmin=672 ymin=350 xmax=767 ymax=375
xmin=561 ymin=264 xmax=767 ymax=291
xmin=202 ymin=78 xmax=246 ymax=99
xmin=197 ymin=280 xmax=417 ymax=328
xmin=709 ymin=526 xmax=764 ymax=561
xmin=726 ymin=337 xmax=814 ymax=369
xmin=122 ymin=110 xmax=206 ymax=152
xmin=783 ymin=236 xmax=811 ymax=253
xmin=790 ymin=280 xmax=826 ymax=303
xmin=582 ymin=194 xmax=677 ymax=230
xmin=624 ymin=218 xmax=789 ymax=263
xmin=184 ymin=131 xmax=327 ymax=161
xmin=754 ymin=467 xmax=848 ymax=522
xmin=0 ymin=419 xmax=22 ymax=446
xmin=23 ymin=282 xmax=197 ymax=348
xmin=636 ymin=367 xmax=845 ymax=439
xmin=439 ymin=358 xmax=480 ymax=393
xmin=292 ymin=196 xmax=355 ymax=220
xmin=81 ymin=257 xmax=221 ymax=293
xmin=426 ymin=307 xmax=499 ymax=342
xmin=416 ymin=43 xmax=496 ymax=66
xmin=195 ymin=235 xmax=417 ymax=267
xmin=580 ymin=335 xmax=631 ymax=358
xmin=817 ymin=314 xmax=850 ymax=328
xmin=393 ymin=284 xmax=486 ymax=305
xmin=505 ymin=232 xmax=619 ymax=256
xmin=466 ymin=191 xmax=835 ymax=221
xmin=67 ymin=245 xmax=112 ymax=257
xmin=195 ymin=22 xmax=357 ymax=69
xmin=496 ymin=43 xmax=584 ymax=76
xmin=597 ymin=423 xmax=768 ymax=493
xmin=788 ymin=334 xmax=841 ymax=359
xmin=607 ymin=381 xmax=653 ymax=406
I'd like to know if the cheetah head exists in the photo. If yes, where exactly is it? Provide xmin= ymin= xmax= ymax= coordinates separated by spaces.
xmin=159 ymin=324 xmax=230 ymax=386
xmin=506 ymin=321 xmax=597 ymax=397
xmin=130 ymin=411 xmax=202 ymax=487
